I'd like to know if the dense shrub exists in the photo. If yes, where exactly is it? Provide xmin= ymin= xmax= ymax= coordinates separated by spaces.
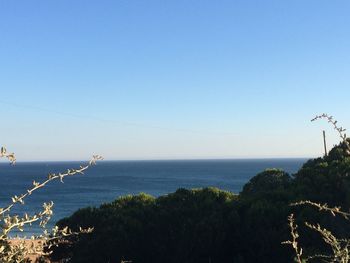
xmin=52 ymin=142 xmax=350 ymax=263
xmin=54 ymin=188 xmax=237 ymax=263
xmin=241 ymin=168 xmax=291 ymax=196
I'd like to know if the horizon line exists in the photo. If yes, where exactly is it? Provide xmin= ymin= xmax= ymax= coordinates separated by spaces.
xmin=2 ymin=156 xmax=314 ymax=163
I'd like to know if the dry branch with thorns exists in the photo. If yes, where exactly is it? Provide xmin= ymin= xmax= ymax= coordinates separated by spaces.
xmin=0 ymin=146 xmax=102 ymax=262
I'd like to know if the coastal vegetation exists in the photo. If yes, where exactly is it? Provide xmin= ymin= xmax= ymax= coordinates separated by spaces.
xmin=3 ymin=114 xmax=350 ymax=262
xmin=48 ymin=115 xmax=350 ymax=263
xmin=51 ymin=144 xmax=350 ymax=262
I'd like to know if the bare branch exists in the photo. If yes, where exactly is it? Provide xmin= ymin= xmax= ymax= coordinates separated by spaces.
xmin=0 ymin=148 xmax=102 ymax=262
xmin=311 ymin=114 xmax=350 ymax=154
xmin=291 ymin=200 xmax=350 ymax=220
xmin=282 ymin=214 xmax=304 ymax=263
xmin=0 ymin=147 xmax=16 ymax=165
xmin=0 ymin=155 xmax=104 ymax=217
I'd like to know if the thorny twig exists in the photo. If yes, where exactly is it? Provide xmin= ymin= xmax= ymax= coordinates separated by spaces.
xmin=0 ymin=145 xmax=102 ymax=262
xmin=0 ymin=147 xmax=15 ymax=164
xmin=311 ymin=113 xmax=350 ymax=154
xmin=282 ymin=214 xmax=303 ymax=263
xmin=305 ymin=222 xmax=350 ymax=263
xmin=0 ymin=154 xmax=103 ymax=217
xmin=291 ymin=201 xmax=350 ymax=220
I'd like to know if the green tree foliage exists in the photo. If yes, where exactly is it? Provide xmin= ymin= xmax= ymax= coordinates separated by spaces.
xmin=241 ymin=168 xmax=291 ymax=196
xmin=53 ymin=188 xmax=237 ymax=263
xmin=52 ymin=142 xmax=350 ymax=263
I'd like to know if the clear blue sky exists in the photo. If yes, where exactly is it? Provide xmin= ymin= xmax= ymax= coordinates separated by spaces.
xmin=1 ymin=1 xmax=350 ymax=161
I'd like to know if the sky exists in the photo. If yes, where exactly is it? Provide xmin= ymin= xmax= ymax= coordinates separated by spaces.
xmin=0 ymin=0 xmax=350 ymax=161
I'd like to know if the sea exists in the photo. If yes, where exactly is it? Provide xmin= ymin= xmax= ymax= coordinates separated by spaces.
xmin=0 ymin=158 xmax=307 ymax=236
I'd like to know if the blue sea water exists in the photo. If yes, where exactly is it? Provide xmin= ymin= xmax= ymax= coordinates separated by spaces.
xmin=0 ymin=158 xmax=307 ymax=236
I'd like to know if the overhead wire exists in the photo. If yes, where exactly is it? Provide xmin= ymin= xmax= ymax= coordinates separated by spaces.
xmin=0 ymin=99 xmax=235 ymax=136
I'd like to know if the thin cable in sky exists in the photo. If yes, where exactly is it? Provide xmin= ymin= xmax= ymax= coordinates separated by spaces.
xmin=0 ymin=100 xmax=236 ymax=136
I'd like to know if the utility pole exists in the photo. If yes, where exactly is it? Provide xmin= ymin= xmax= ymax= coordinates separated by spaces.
xmin=323 ymin=130 xmax=328 ymax=156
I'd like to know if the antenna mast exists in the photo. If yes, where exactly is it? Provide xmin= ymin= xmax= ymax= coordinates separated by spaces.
xmin=323 ymin=130 xmax=327 ymax=156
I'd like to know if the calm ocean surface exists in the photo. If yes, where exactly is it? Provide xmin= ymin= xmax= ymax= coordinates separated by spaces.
xmin=0 ymin=159 xmax=307 ymax=236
